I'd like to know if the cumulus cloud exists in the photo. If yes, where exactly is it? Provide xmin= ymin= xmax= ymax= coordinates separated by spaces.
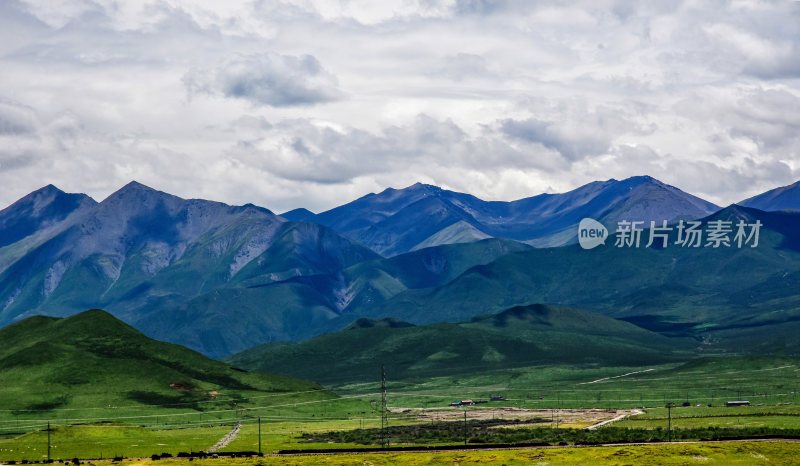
xmin=498 ymin=103 xmax=653 ymax=162
xmin=184 ymin=52 xmax=343 ymax=107
xmin=0 ymin=0 xmax=799 ymax=212
xmin=226 ymin=115 xmax=537 ymax=185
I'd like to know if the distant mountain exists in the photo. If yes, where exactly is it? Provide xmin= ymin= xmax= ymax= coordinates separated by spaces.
xmin=2 ymin=180 xmax=797 ymax=362
xmin=0 ymin=184 xmax=96 ymax=249
xmin=281 ymin=207 xmax=317 ymax=222
xmin=0 ymin=182 xmax=378 ymax=338
xmin=226 ymin=304 xmax=694 ymax=384
xmin=292 ymin=176 xmax=719 ymax=255
xmin=334 ymin=206 xmax=800 ymax=352
xmin=138 ymin=237 xmax=532 ymax=357
xmin=0 ymin=185 xmax=96 ymax=275
xmin=0 ymin=309 xmax=328 ymax=416
xmin=740 ymin=180 xmax=800 ymax=212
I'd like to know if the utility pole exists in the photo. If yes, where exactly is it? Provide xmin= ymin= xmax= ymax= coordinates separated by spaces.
xmin=258 ymin=416 xmax=262 ymax=456
xmin=47 ymin=421 xmax=51 ymax=462
xmin=556 ymin=396 xmax=561 ymax=429
xmin=381 ymin=365 xmax=388 ymax=448
xmin=463 ymin=411 xmax=467 ymax=446
xmin=666 ymin=402 xmax=674 ymax=442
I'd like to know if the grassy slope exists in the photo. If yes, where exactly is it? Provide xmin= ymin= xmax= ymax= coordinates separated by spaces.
xmin=335 ymin=238 xmax=532 ymax=314
xmin=226 ymin=304 xmax=695 ymax=384
xmin=0 ymin=309 xmax=332 ymax=422
xmin=344 ymin=208 xmax=800 ymax=353
xmin=133 ymin=238 xmax=532 ymax=358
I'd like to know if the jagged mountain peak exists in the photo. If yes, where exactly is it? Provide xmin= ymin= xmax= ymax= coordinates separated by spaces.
xmin=0 ymin=184 xmax=97 ymax=249
xmin=35 ymin=183 xmax=63 ymax=195
xmin=101 ymin=180 xmax=182 ymax=205
xmin=2 ymin=184 xmax=87 ymax=211
xmin=304 ymin=175 xmax=722 ymax=255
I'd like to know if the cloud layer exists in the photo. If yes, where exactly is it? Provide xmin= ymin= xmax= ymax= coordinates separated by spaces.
xmin=0 ymin=0 xmax=799 ymax=212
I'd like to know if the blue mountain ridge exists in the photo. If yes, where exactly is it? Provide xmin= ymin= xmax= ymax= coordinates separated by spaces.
xmin=740 ymin=180 xmax=800 ymax=212
xmin=0 ymin=178 xmax=797 ymax=358
xmin=283 ymin=176 xmax=721 ymax=255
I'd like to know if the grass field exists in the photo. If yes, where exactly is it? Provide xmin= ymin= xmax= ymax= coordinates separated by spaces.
xmin=337 ymin=356 xmax=800 ymax=410
xmin=615 ymin=405 xmax=800 ymax=429
xmin=114 ymin=441 xmax=800 ymax=465
xmin=1 ymin=355 xmax=799 ymax=461
xmin=0 ymin=424 xmax=231 ymax=462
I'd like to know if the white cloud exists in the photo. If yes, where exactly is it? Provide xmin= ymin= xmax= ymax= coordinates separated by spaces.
xmin=184 ymin=52 xmax=343 ymax=107
xmin=0 ymin=0 xmax=799 ymax=212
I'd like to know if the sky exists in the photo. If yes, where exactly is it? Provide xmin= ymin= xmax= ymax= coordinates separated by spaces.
xmin=1 ymin=0 xmax=799 ymax=213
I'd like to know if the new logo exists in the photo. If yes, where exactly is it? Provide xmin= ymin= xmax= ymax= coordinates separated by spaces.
xmin=578 ymin=218 xmax=608 ymax=249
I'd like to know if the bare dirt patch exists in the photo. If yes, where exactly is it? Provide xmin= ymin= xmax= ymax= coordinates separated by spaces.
xmin=387 ymin=406 xmax=640 ymax=427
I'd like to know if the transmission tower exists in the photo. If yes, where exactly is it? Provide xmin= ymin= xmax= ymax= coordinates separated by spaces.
xmin=380 ymin=364 xmax=388 ymax=448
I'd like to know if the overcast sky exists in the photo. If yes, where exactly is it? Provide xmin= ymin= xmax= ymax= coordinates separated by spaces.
xmin=1 ymin=0 xmax=799 ymax=213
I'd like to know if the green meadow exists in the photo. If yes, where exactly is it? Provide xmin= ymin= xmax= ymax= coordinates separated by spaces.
xmin=1 ymin=310 xmax=799 ymax=462
xmin=132 ymin=441 xmax=800 ymax=465
xmin=1 ymin=355 xmax=799 ymax=461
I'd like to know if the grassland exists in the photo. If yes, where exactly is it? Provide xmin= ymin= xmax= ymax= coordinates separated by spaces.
xmin=0 ymin=424 xmax=231 ymax=462
xmin=120 ymin=441 xmax=800 ymax=465
xmin=1 ymin=355 xmax=798 ymax=461
xmin=1 ymin=310 xmax=798 ymax=462
xmin=335 ymin=356 xmax=800 ymax=410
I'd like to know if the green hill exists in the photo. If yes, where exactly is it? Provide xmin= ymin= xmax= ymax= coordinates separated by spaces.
xmin=0 ymin=309 xmax=331 ymax=420
xmin=226 ymin=304 xmax=696 ymax=385
xmin=137 ymin=237 xmax=531 ymax=357
xmin=336 ymin=206 xmax=800 ymax=351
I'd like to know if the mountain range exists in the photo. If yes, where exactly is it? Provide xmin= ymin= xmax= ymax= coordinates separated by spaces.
xmin=0 ymin=182 xmax=377 ymax=355
xmin=282 ymin=176 xmax=720 ymax=254
xmin=0 ymin=176 xmax=799 ymax=358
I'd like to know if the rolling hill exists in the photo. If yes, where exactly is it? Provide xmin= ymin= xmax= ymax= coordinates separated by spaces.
xmin=283 ymin=176 xmax=719 ymax=255
xmin=0 ymin=309 xmax=330 ymax=419
xmin=225 ymin=304 xmax=696 ymax=384
xmin=326 ymin=206 xmax=800 ymax=352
